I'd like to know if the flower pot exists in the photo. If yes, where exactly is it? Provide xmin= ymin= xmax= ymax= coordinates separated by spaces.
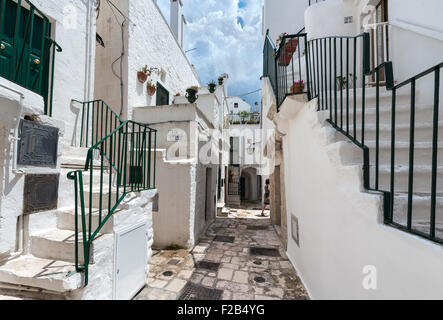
xmin=218 ymin=79 xmax=224 ymax=85
xmin=186 ymin=88 xmax=198 ymax=103
xmin=209 ymin=83 xmax=216 ymax=93
xmin=137 ymin=71 xmax=148 ymax=84
xmin=290 ymin=83 xmax=305 ymax=94
xmin=147 ymin=85 xmax=156 ymax=96
xmin=280 ymin=38 xmax=299 ymax=67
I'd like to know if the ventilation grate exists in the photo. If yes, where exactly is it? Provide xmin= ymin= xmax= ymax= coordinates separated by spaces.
xmin=179 ymin=283 xmax=223 ymax=300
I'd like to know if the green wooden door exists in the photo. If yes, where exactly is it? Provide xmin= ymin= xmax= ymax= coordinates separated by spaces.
xmin=0 ymin=0 xmax=51 ymax=102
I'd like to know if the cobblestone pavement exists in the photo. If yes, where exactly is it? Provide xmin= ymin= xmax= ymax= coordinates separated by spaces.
xmin=135 ymin=208 xmax=309 ymax=300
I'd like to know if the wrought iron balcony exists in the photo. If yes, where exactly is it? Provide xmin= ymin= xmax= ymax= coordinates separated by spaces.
xmin=229 ymin=112 xmax=261 ymax=125
xmin=0 ymin=0 xmax=62 ymax=116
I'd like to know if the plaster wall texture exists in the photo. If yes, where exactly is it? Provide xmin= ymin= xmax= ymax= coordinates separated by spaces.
xmin=263 ymin=0 xmax=308 ymax=43
xmin=0 ymin=0 xmax=94 ymax=254
xmin=227 ymin=96 xmax=253 ymax=114
xmin=95 ymin=0 xmax=200 ymax=121
xmin=275 ymin=96 xmax=443 ymax=299
xmin=0 ymin=111 xmax=65 ymax=256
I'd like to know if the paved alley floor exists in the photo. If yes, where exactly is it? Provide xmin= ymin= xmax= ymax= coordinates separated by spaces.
xmin=135 ymin=208 xmax=309 ymax=300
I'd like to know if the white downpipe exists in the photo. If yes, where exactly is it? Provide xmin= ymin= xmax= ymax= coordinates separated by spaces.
xmin=84 ymin=0 xmax=94 ymax=102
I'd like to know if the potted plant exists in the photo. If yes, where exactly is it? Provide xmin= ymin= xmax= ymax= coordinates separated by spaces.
xmin=239 ymin=111 xmax=249 ymax=124
xmin=147 ymin=80 xmax=157 ymax=96
xmin=137 ymin=65 xmax=150 ymax=84
xmin=208 ymin=80 xmax=217 ymax=93
xmin=290 ymin=80 xmax=305 ymax=94
xmin=186 ymin=86 xmax=199 ymax=103
xmin=218 ymin=76 xmax=224 ymax=85
xmin=276 ymin=32 xmax=299 ymax=67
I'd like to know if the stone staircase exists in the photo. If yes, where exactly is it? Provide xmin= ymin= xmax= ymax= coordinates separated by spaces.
xmin=333 ymin=87 xmax=443 ymax=240
xmin=0 ymin=147 xmax=115 ymax=298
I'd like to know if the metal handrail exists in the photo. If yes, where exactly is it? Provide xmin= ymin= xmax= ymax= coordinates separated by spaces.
xmin=302 ymin=31 xmax=443 ymax=244
xmin=67 ymin=100 xmax=157 ymax=286
xmin=0 ymin=0 xmax=62 ymax=116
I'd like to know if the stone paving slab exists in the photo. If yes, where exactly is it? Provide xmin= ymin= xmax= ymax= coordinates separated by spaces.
xmin=135 ymin=208 xmax=309 ymax=300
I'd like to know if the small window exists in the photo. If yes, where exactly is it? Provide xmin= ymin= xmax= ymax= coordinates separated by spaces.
xmin=156 ymin=82 xmax=169 ymax=106
xmin=234 ymin=103 xmax=239 ymax=108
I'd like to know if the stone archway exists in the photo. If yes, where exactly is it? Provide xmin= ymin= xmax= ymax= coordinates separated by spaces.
xmin=240 ymin=167 xmax=260 ymax=202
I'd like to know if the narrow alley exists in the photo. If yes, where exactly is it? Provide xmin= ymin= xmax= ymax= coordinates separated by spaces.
xmin=135 ymin=208 xmax=309 ymax=300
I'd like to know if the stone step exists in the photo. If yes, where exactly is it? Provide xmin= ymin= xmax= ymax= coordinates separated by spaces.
xmin=331 ymin=103 xmax=433 ymax=126
xmin=331 ymin=86 xmax=411 ymax=106
xmin=364 ymin=141 xmax=443 ymax=167
xmin=348 ymin=121 xmax=443 ymax=143
xmin=31 ymin=229 xmax=100 ymax=265
xmin=61 ymin=169 xmax=112 ymax=186
xmin=372 ymin=165 xmax=443 ymax=194
xmin=393 ymin=193 xmax=443 ymax=223
xmin=56 ymin=208 xmax=115 ymax=234
xmin=0 ymin=256 xmax=82 ymax=293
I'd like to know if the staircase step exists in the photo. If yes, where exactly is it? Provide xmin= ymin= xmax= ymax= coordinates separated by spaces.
xmin=56 ymin=208 xmax=115 ymax=234
xmin=332 ymin=104 xmax=433 ymax=126
xmin=31 ymin=229 xmax=101 ymax=264
xmin=0 ymin=256 xmax=82 ymax=293
xmin=61 ymin=169 xmax=111 ymax=186
xmin=364 ymin=141 xmax=443 ymax=167
xmin=348 ymin=121 xmax=443 ymax=143
xmin=393 ymin=193 xmax=443 ymax=222
xmin=373 ymin=165 xmax=443 ymax=193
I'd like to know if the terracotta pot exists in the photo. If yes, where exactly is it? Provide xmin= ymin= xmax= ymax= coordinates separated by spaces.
xmin=290 ymin=83 xmax=305 ymax=94
xmin=279 ymin=38 xmax=299 ymax=67
xmin=137 ymin=71 xmax=148 ymax=84
xmin=147 ymin=85 xmax=156 ymax=96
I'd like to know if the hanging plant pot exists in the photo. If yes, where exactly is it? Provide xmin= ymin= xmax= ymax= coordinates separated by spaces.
xmin=186 ymin=87 xmax=199 ymax=103
xmin=147 ymin=84 xmax=157 ymax=96
xmin=208 ymin=83 xmax=216 ymax=93
xmin=137 ymin=71 xmax=148 ymax=84
xmin=280 ymin=38 xmax=299 ymax=67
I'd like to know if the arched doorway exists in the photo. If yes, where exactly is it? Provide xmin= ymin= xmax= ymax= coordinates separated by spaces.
xmin=240 ymin=167 xmax=260 ymax=203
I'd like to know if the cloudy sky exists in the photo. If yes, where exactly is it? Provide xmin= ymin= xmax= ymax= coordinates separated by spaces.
xmin=157 ymin=0 xmax=264 ymax=110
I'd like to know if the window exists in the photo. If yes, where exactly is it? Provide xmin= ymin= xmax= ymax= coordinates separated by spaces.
xmin=156 ymin=82 xmax=169 ymax=106
xmin=234 ymin=103 xmax=239 ymax=108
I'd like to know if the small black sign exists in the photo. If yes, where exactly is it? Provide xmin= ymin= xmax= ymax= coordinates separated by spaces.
xmin=23 ymin=174 xmax=59 ymax=214
xmin=17 ymin=119 xmax=59 ymax=168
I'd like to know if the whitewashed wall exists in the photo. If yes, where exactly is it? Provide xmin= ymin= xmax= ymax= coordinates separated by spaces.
xmin=126 ymin=0 xmax=200 ymax=117
xmin=0 ymin=0 xmax=94 ymax=257
xmin=276 ymin=96 xmax=443 ymax=299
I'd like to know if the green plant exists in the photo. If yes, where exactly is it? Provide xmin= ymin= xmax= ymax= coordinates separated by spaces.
xmin=164 ymin=244 xmax=186 ymax=251
xmin=147 ymin=79 xmax=157 ymax=88
xmin=141 ymin=65 xmax=150 ymax=74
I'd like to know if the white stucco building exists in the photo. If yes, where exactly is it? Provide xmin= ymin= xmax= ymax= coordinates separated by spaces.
xmin=262 ymin=0 xmax=443 ymax=299
xmin=0 ymin=0 xmax=160 ymax=300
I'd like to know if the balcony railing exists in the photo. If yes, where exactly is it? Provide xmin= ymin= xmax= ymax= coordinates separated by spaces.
xmin=0 ymin=0 xmax=61 ymax=116
xmin=265 ymin=26 xmax=443 ymax=244
xmin=229 ymin=112 xmax=261 ymax=125
xmin=263 ymin=30 xmax=310 ymax=110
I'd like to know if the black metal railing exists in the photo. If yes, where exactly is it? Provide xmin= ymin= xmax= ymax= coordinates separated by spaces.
xmin=0 ymin=0 xmax=62 ymax=116
xmin=263 ymin=30 xmax=277 ymax=97
xmin=308 ymin=0 xmax=326 ymax=6
xmin=264 ymin=24 xmax=443 ymax=244
xmin=229 ymin=112 xmax=260 ymax=125
xmin=263 ymin=30 xmax=309 ymax=110
xmin=305 ymin=32 xmax=443 ymax=244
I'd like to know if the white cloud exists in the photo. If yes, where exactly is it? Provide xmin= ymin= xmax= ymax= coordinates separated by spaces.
xmin=157 ymin=0 xmax=264 ymax=107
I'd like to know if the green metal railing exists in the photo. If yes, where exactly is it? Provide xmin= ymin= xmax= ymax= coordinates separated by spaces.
xmin=0 ymin=0 xmax=62 ymax=116
xmin=67 ymin=100 xmax=157 ymax=286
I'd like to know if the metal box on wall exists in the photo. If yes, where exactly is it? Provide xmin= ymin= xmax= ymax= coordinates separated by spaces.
xmin=17 ymin=119 xmax=59 ymax=168
xmin=23 ymin=174 xmax=59 ymax=214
